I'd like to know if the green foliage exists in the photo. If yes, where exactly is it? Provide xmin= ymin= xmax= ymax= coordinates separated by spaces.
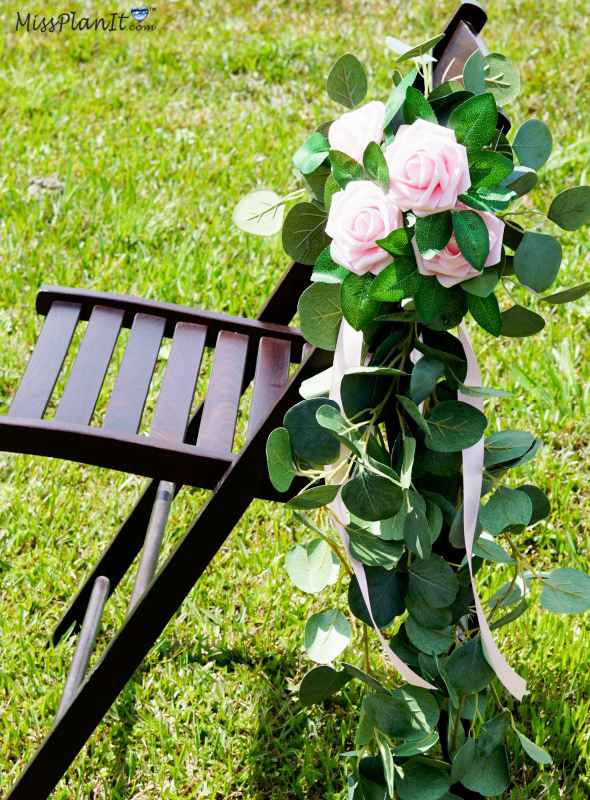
xmin=292 ymin=132 xmax=330 ymax=174
xmin=363 ymin=141 xmax=390 ymax=192
xmin=514 ymin=231 xmax=562 ymax=292
xmin=407 ymin=555 xmax=459 ymax=609
xmin=466 ymin=292 xmax=502 ymax=336
xmin=329 ymin=149 xmax=366 ymax=188
xmin=326 ymin=53 xmax=368 ymax=109
xmin=282 ymin=201 xmax=330 ymax=264
xmin=299 ymin=665 xmax=351 ymax=706
xmin=447 ymin=638 xmax=495 ymax=694
xmin=284 ymin=398 xmax=341 ymax=464
xmin=403 ymin=86 xmax=437 ymax=125
xmin=425 ymin=400 xmax=487 ymax=452
xmin=512 ymin=119 xmax=553 ymax=170
xmin=298 ymin=281 xmax=343 ymax=349
xmin=415 ymin=276 xmax=449 ymax=325
xmin=501 ymin=304 xmax=546 ymax=337
xmin=266 ymin=427 xmax=296 ymax=491
xmin=348 ymin=567 xmax=405 ymax=627
xmin=233 ymin=188 xmax=285 ymax=235
xmin=415 ymin=212 xmax=453 ymax=259
xmin=463 ymin=49 xmax=486 ymax=95
xmin=482 ymin=52 xmax=521 ymax=105
xmin=312 ymin=246 xmax=349 ymax=284
xmin=341 ymin=272 xmax=381 ymax=330
xmin=452 ymin=210 xmax=490 ymax=270
xmin=480 ymin=486 xmax=533 ymax=534
xmin=285 ymin=483 xmax=341 ymax=509
xmin=342 ymin=470 xmax=402 ymax=521
xmin=285 ymin=539 xmax=339 ymax=593
xmin=448 ymin=93 xmax=498 ymax=151
xmin=305 ymin=609 xmax=352 ymax=663
xmin=548 ymin=186 xmax=590 ymax=230
xmin=396 ymin=34 xmax=445 ymax=64
xmin=516 ymin=732 xmax=552 ymax=765
xmin=467 ymin=150 xmax=514 ymax=188
xmin=539 ymin=568 xmax=590 ymax=613
xmin=384 ymin=67 xmax=418 ymax=127
xmin=369 ymin=259 xmax=421 ymax=303
xmin=363 ymin=685 xmax=440 ymax=740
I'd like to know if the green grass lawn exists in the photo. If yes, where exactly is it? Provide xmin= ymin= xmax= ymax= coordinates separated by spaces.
xmin=0 ymin=0 xmax=589 ymax=797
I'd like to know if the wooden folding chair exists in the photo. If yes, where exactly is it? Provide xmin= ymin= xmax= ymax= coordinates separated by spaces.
xmin=1 ymin=3 xmax=501 ymax=796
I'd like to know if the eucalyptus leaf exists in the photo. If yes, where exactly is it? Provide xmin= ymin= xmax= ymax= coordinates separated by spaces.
xmin=399 ymin=395 xmax=430 ymax=436
xmin=410 ymin=355 xmax=445 ymax=404
xmin=405 ymin=618 xmax=454 ymax=655
xmin=364 ymin=684 xmax=440 ymax=740
xmin=304 ymin=609 xmax=352 ymax=663
xmin=548 ymin=185 xmax=590 ymax=230
xmin=512 ymin=119 xmax=553 ymax=170
xmin=540 ymin=282 xmax=590 ymax=304
xmin=447 ymin=638 xmax=495 ymax=693
xmin=348 ymin=566 xmax=406 ymax=628
xmin=502 ymin=165 xmax=538 ymax=197
xmin=327 ymin=54 xmax=368 ymax=109
xmin=482 ymin=53 xmax=520 ymax=105
xmin=300 ymin=665 xmax=351 ymax=706
xmin=284 ymin=398 xmax=341 ymax=464
xmin=480 ymin=486 xmax=532 ymax=535
xmin=460 ymin=268 xmax=499 ymax=297
xmin=518 ymin=484 xmax=551 ymax=525
xmin=514 ymin=232 xmax=562 ymax=293
xmin=282 ymin=202 xmax=330 ymax=265
xmin=425 ymin=400 xmax=487 ymax=453
xmin=460 ymin=744 xmax=510 ymax=797
xmin=342 ymin=471 xmax=403 ymax=521
xmin=394 ymin=757 xmax=451 ymax=800
xmin=348 ymin=527 xmax=402 ymax=569
xmin=395 ymin=33 xmax=445 ymax=64
xmin=539 ymin=568 xmax=590 ymax=613
xmin=404 ymin=505 xmax=432 ymax=560
xmin=516 ymin=732 xmax=552 ymax=765
xmin=298 ymin=281 xmax=343 ymax=350
xmin=463 ymin=49 xmax=486 ymax=95
xmin=285 ymin=539 xmax=340 ymax=593
xmin=285 ymin=483 xmax=340 ymax=509
xmin=266 ymin=427 xmax=296 ymax=492
xmin=233 ymin=189 xmax=285 ymax=235
xmin=407 ymin=554 xmax=460 ymax=609
xmin=501 ymin=304 xmax=545 ymax=337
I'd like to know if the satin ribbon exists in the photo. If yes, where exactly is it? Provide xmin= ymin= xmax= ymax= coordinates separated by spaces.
xmin=458 ymin=322 xmax=526 ymax=700
xmin=326 ymin=318 xmax=526 ymax=699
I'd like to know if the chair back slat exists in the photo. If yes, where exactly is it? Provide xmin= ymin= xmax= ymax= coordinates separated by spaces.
xmin=248 ymin=337 xmax=291 ymax=437
xmin=196 ymin=331 xmax=248 ymax=455
xmin=9 ymin=301 xmax=81 ymax=419
xmin=150 ymin=322 xmax=207 ymax=442
xmin=433 ymin=20 xmax=481 ymax=86
xmin=102 ymin=313 xmax=165 ymax=434
xmin=54 ymin=306 xmax=124 ymax=426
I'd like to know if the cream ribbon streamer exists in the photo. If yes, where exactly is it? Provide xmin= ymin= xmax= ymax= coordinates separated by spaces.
xmin=328 ymin=319 xmax=435 ymax=690
xmin=458 ymin=321 xmax=527 ymax=701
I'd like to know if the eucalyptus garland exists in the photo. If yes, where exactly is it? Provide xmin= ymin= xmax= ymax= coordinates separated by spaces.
xmin=234 ymin=32 xmax=590 ymax=800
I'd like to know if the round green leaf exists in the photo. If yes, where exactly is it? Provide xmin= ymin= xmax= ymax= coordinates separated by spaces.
xmin=482 ymin=53 xmax=520 ymax=105
xmin=284 ymin=398 xmax=341 ymax=464
xmin=266 ymin=427 xmax=296 ymax=492
xmin=463 ymin=49 xmax=485 ymax=95
xmin=395 ymin=757 xmax=451 ymax=800
xmin=364 ymin=684 xmax=439 ymax=740
xmin=461 ymin=268 xmax=499 ymax=297
xmin=233 ymin=189 xmax=285 ymax=235
xmin=297 ymin=281 xmax=343 ymax=350
xmin=548 ymin=186 xmax=590 ymax=231
xmin=347 ymin=527 xmax=402 ymax=569
xmin=461 ymin=745 xmax=510 ymax=796
xmin=304 ymin=609 xmax=352 ymax=663
xmin=447 ymin=637 xmax=494 ymax=694
xmin=407 ymin=554 xmax=460 ymax=609
xmin=516 ymin=732 xmax=552 ymax=765
xmin=285 ymin=539 xmax=340 ymax=594
xmin=484 ymin=430 xmax=536 ymax=468
xmin=405 ymin=618 xmax=454 ymax=655
xmin=326 ymin=53 xmax=368 ymax=109
xmin=539 ymin=568 xmax=590 ymax=614
xmin=501 ymin=304 xmax=545 ymax=337
xmin=519 ymin=484 xmax=550 ymax=525
xmin=452 ymin=210 xmax=490 ymax=271
xmin=502 ymin=165 xmax=538 ymax=197
xmin=348 ymin=566 xmax=406 ymax=628
xmin=406 ymin=594 xmax=451 ymax=630
xmin=512 ymin=119 xmax=553 ymax=170
xmin=282 ymin=202 xmax=330 ymax=265
xmin=285 ymin=483 xmax=340 ymax=510
xmin=410 ymin=355 xmax=445 ymax=405
xmin=425 ymin=400 xmax=487 ymax=453
xmin=514 ymin=231 xmax=562 ymax=292
xmin=299 ymin=665 xmax=351 ymax=706
xmin=479 ymin=486 xmax=533 ymax=535
xmin=342 ymin=471 xmax=403 ymax=522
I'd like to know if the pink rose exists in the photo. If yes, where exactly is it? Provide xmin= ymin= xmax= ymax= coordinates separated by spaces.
xmin=384 ymin=119 xmax=471 ymax=216
xmin=326 ymin=180 xmax=404 ymax=276
xmin=328 ymin=101 xmax=386 ymax=165
xmin=411 ymin=204 xmax=505 ymax=288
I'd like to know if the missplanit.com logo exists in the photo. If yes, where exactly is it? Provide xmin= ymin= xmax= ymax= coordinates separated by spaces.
xmin=15 ymin=7 xmax=157 ymax=32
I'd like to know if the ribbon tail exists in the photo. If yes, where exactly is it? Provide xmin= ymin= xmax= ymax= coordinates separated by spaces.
xmin=459 ymin=321 xmax=527 ymax=701
xmin=328 ymin=320 xmax=435 ymax=690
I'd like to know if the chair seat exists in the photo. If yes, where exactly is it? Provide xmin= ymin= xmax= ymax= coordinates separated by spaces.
xmin=0 ymin=285 xmax=309 ymax=490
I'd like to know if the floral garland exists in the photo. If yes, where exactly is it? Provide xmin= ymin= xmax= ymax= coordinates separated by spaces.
xmin=234 ymin=32 xmax=590 ymax=799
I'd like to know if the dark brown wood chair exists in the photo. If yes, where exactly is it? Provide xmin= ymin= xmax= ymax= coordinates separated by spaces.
xmin=1 ymin=4 xmax=497 ymax=797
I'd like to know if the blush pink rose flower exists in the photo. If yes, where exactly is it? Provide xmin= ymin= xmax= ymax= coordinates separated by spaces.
xmin=411 ymin=204 xmax=505 ymax=288
xmin=384 ymin=119 xmax=471 ymax=216
xmin=326 ymin=180 xmax=404 ymax=276
xmin=328 ymin=101 xmax=386 ymax=165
